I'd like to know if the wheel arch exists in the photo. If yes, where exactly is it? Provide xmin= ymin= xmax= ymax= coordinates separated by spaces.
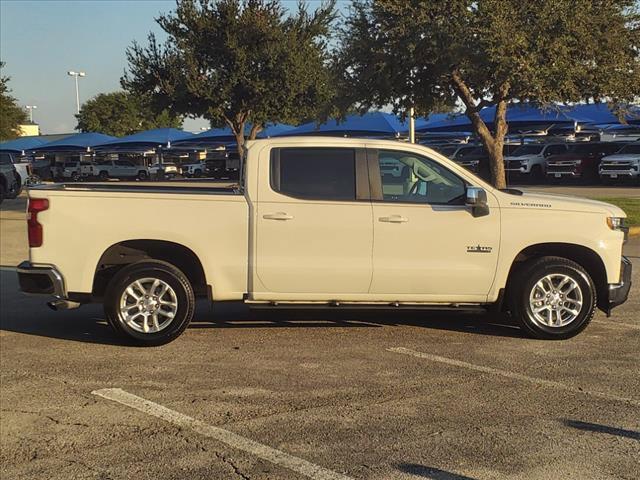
xmin=92 ymin=239 xmax=209 ymax=299
xmin=504 ymin=242 xmax=607 ymax=310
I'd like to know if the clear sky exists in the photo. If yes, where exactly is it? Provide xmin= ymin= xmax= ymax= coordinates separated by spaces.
xmin=1 ymin=0 xmax=351 ymax=135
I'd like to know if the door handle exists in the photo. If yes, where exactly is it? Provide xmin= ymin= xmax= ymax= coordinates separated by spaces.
xmin=263 ymin=212 xmax=294 ymax=221
xmin=379 ymin=215 xmax=408 ymax=223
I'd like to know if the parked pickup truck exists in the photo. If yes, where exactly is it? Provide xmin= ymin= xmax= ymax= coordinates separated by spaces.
xmin=598 ymin=142 xmax=640 ymax=184
xmin=17 ymin=137 xmax=632 ymax=345
xmin=94 ymin=159 xmax=149 ymax=181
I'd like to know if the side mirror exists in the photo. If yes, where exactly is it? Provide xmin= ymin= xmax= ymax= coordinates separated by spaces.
xmin=466 ymin=186 xmax=489 ymax=217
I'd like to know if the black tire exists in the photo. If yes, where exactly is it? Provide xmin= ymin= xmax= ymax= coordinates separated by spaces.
xmin=104 ymin=260 xmax=195 ymax=346
xmin=0 ymin=182 xmax=5 ymax=205
xmin=71 ymin=172 xmax=80 ymax=182
xmin=510 ymin=256 xmax=596 ymax=340
xmin=194 ymin=169 xmax=202 ymax=178
xmin=137 ymin=171 xmax=148 ymax=181
xmin=98 ymin=171 xmax=109 ymax=181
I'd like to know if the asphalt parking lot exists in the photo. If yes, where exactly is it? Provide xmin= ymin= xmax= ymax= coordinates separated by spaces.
xmin=1 ymin=191 xmax=639 ymax=480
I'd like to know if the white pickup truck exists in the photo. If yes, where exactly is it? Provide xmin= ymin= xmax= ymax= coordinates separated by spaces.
xmin=18 ymin=137 xmax=631 ymax=345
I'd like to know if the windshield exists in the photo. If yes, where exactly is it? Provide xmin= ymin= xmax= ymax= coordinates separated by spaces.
xmin=63 ymin=162 xmax=77 ymax=167
xmin=618 ymin=144 xmax=640 ymax=155
xmin=454 ymin=146 xmax=479 ymax=158
xmin=568 ymin=144 xmax=597 ymax=154
xmin=510 ymin=145 xmax=544 ymax=156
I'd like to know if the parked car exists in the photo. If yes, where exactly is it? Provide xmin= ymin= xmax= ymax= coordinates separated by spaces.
xmin=2 ymin=152 xmax=32 ymax=188
xmin=598 ymin=142 xmax=640 ymax=184
xmin=18 ymin=137 xmax=630 ymax=345
xmin=454 ymin=144 xmax=520 ymax=180
xmin=94 ymin=160 xmax=149 ymax=181
xmin=58 ymin=160 xmax=95 ymax=181
xmin=0 ymin=152 xmax=22 ymax=204
xmin=180 ymin=161 xmax=207 ymax=178
xmin=504 ymin=143 xmax=569 ymax=181
xmin=545 ymin=142 xmax=626 ymax=183
xmin=148 ymin=162 xmax=179 ymax=179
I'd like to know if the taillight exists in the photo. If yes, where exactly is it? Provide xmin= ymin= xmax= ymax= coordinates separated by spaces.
xmin=27 ymin=198 xmax=49 ymax=248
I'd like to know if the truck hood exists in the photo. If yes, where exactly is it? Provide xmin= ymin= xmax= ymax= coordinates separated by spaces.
xmin=501 ymin=190 xmax=626 ymax=218
xmin=602 ymin=154 xmax=640 ymax=162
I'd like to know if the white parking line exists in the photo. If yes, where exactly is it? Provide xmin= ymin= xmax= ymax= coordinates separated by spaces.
xmin=387 ymin=347 xmax=640 ymax=407
xmin=92 ymin=388 xmax=352 ymax=480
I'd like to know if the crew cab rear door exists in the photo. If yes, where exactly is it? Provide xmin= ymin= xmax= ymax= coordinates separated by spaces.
xmin=253 ymin=145 xmax=373 ymax=297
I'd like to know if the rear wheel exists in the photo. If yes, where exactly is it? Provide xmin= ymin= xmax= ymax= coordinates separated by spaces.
xmin=0 ymin=183 xmax=5 ymax=204
xmin=510 ymin=256 xmax=596 ymax=340
xmin=98 ymin=171 xmax=109 ymax=181
xmin=104 ymin=260 xmax=195 ymax=346
xmin=137 ymin=171 xmax=148 ymax=181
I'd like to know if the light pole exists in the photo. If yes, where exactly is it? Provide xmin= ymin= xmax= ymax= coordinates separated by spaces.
xmin=26 ymin=105 xmax=37 ymax=123
xmin=67 ymin=70 xmax=86 ymax=114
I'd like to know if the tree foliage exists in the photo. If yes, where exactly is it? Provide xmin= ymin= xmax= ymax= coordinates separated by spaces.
xmin=0 ymin=62 xmax=28 ymax=141
xmin=336 ymin=0 xmax=640 ymax=188
xmin=76 ymin=91 xmax=183 ymax=137
xmin=122 ymin=0 xmax=337 ymax=156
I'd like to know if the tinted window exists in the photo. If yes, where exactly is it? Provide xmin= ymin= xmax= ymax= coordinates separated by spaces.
xmin=271 ymin=148 xmax=356 ymax=201
xmin=378 ymin=150 xmax=466 ymax=204
xmin=545 ymin=144 xmax=567 ymax=156
xmin=511 ymin=145 xmax=544 ymax=156
xmin=115 ymin=160 xmax=134 ymax=167
xmin=0 ymin=153 xmax=12 ymax=165
xmin=618 ymin=144 xmax=640 ymax=154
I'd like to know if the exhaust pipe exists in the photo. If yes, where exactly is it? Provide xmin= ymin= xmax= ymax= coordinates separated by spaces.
xmin=47 ymin=300 xmax=81 ymax=311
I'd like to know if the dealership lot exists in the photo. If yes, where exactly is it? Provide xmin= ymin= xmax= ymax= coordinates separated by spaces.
xmin=1 ymin=193 xmax=639 ymax=480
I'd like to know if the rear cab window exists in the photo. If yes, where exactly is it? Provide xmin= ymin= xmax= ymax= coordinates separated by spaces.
xmin=270 ymin=148 xmax=357 ymax=201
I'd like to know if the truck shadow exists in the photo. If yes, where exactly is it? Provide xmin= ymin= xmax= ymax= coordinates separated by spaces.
xmin=0 ymin=270 xmax=523 ymax=346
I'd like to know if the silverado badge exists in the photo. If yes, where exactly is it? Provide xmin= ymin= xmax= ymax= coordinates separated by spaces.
xmin=467 ymin=245 xmax=493 ymax=254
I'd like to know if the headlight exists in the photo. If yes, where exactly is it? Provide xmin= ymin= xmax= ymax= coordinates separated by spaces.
xmin=607 ymin=217 xmax=625 ymax=230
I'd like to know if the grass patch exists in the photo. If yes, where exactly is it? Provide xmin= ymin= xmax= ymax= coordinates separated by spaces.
xmin=592 ymin=197 xmax=640 ymax=227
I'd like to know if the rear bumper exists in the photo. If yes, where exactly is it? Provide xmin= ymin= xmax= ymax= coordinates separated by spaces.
xmin=604 ymin=257 xmax=632 ymax=315
xmin=16 ymin=261 xmax=66 ymax=298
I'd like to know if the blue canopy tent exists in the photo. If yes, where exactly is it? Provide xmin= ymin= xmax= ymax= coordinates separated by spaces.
xmin=35 ymin=133 xmax=117 ymax=152
xmin=0 ymin=136 xmax=51 ymax=154
xmin=173 ymin=124 xmax=294 ymax=149
xmin=276 ymin=112 xmax=408 ymax=137
xmin=93 ymin=128 xmax=192 ymax=151
xmin=417 ymin=103 xmax=638 ymax=133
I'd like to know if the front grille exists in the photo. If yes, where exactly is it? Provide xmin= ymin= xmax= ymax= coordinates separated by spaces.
xmin=600 ymin=162 xmax=634 ymax=171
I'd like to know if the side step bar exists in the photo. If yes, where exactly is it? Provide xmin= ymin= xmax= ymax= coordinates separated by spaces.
xmin=246 ymin=300 xmax=488 ymax=313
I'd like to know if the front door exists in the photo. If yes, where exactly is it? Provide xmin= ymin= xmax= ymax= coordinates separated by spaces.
xmin=369 ymin=149 xmax=500 ymax=302
xmin=254 ymin=146 xmax=373 ymax=297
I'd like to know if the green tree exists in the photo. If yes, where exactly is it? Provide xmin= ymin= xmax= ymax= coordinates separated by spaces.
xmin=336 ymin=0 xmax=640 ymax=188
xmin=0 ymin=62 xmax=28 ymax=141
xmin=76 ymin=91 xmax=183 ymax=137
xmin=122 ymin=0 xmax=336 ymax=157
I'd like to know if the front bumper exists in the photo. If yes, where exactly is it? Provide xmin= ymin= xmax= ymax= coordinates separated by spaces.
xmin=604 ymin=257 xmax=632 ymax=316
xmin=16 ymin=261 xmax=66 ymax=298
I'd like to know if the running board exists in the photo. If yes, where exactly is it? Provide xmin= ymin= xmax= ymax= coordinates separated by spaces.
xmin=246 ymin=300 xmax=488 ymax=313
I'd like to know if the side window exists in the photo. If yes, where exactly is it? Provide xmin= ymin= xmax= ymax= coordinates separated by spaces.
xmin=377 ymin=150 xmax=466 ymax=205
xmin=0 ymin=153 xmax=13 ymax=165
xmin=271 ymin=148 xmax=356 ymax=201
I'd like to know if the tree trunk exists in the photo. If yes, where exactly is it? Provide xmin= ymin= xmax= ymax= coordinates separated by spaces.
xmin=490 ymin=96 xmax=509 ymax=189
xmin=450 ymin=72 xmax=509 ymax=189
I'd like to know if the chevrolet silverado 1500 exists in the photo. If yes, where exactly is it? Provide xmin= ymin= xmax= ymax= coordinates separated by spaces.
xmin=17 ymin=137 xmax=632 ymax=345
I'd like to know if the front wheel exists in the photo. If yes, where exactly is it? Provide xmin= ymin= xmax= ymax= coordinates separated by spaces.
xmin=137 ymin=171 xmax=148 ymax=181
xmin=510 ymin=256 xmax=596 ymax=340
xmin=104 ymin=260 xmax=195 ymax=346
